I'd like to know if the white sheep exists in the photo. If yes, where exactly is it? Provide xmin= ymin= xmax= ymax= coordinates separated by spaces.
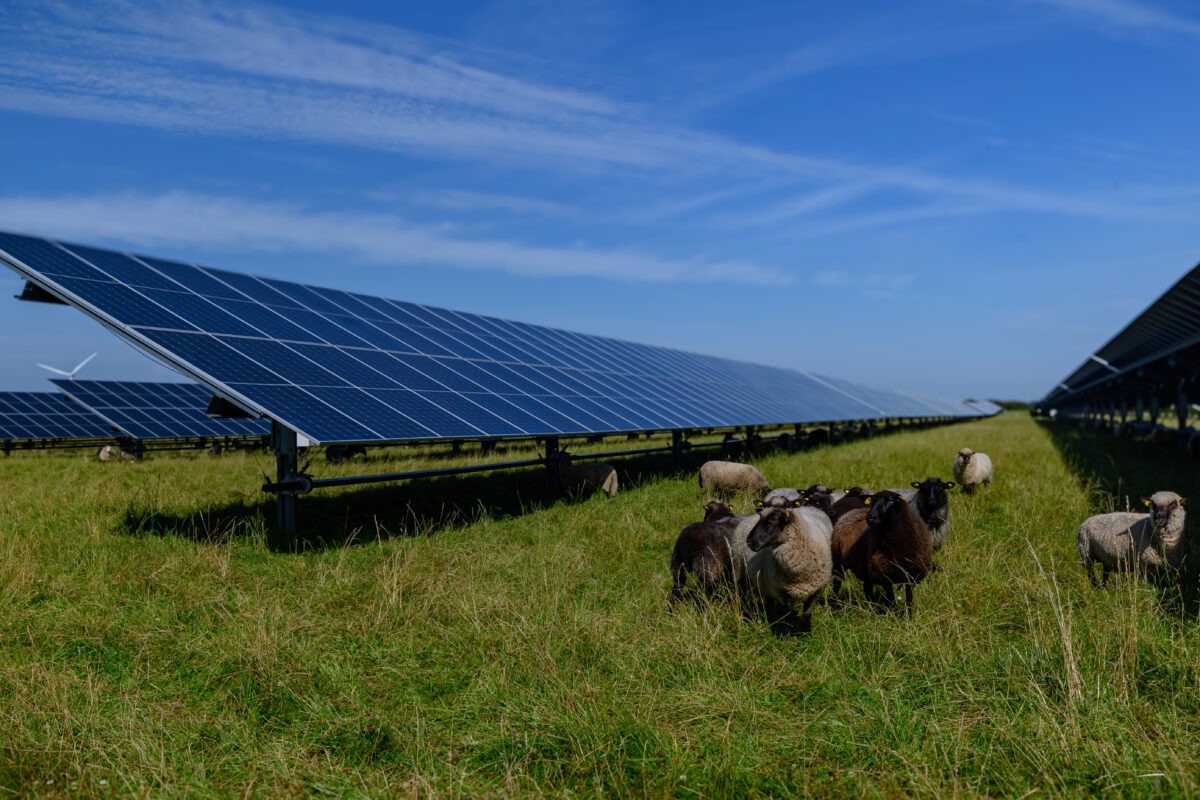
xmin=698 ymin=460 xmax=770 ymax=500
xmin=739 ymin=505 xmax=834 ymax=637
xmin=1078 ymin=491 xmax=1188 ymax=586
xmin=952 ymin=448 xmax=993 ymax=491
xmin=560 ymin=455 xmax=618 ymax=498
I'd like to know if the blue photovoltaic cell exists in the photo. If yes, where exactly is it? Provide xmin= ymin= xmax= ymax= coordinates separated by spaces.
xmin=0 ymin=231 xmax=993 ymax=444
xmin=51 ymin=380 xmax=270 ymax=441
xmin=0 ymin=392 xmax=115 ymax=441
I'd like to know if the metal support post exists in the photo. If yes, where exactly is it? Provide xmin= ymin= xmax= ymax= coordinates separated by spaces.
xmin=544 ymin=436 xmax=561 ymax=491
xmin=1179 ymin=382 xmax=1190 ymax=431
xmin=671 ymin=429 xmax=684 ymax=470
xmin=272 ymin=420 xmax=299 ymax=540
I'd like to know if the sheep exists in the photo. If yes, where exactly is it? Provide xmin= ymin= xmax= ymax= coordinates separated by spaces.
xmin=742 ymin=505 xmax=834 ymax=637
xmin=830 ymin=490 xmax=933 ymax=612
xmin=952 ymin=448 xmax=993 ymax=491
xmin=894 ymin=478 xmax=955 ymax=552
xmin=670 ymin=499 xmax=757 ymax=606
xmin=830 ymin=487 xmax=872 ymax=522
xmin=559 ymin=454 xmax=618 ymax=498
xmin=1077 ymin=491 xmax=1188 ymax=586
xmin=698 ymin=460 xmax=770 ymax=500
xmin=669 ymin=509 xmax=735 ymax=606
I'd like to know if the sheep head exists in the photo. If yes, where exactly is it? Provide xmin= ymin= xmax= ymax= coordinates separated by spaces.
xmin=747 ymin=507 xmax=792 ymax=552
xmin=957 ymin=448 xmax=974 ymax=465
xmin=802 ymin=490 xmax=834 ymax=520
xmin=910 ymin=477 xmax=955 ymax=509
xmin=864 ymin=490 xmax=907 ymax=527
xmin=1144 ymin=492 xmax=1186 ymax=530
xmin=704 ymin=499 xmax=734 ymax=521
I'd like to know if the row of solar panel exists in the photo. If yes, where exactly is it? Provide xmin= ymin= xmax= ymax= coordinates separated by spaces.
xmin=1041 ymin=262 xmax=1200 ymax=408
xmin=0 ymin=382 xmax=997 ymax=445
xmin=0 ymin=381 xmax=270 ymax=442
xmin=0 ymin=231 xmax=1000 ymax=445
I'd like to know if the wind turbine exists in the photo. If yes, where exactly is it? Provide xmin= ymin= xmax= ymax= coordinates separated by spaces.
xmin=37 ymin=352 xmax=98 ymax=380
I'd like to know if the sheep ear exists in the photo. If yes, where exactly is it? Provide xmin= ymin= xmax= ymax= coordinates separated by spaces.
xmin=911 ymin=481 xmax=920 ymax=489
xmin=863 ymin=496 xmax=872 ymax=505
xmin=755 ymin=501 xmax=764 ymax=511
xmin=946 ymin=482 xmax=956 ymax=489
xmin=1181 ymin=498 xmax=1188 ymax=507
xmin=1142 ymin=498 xmax=1151 ymax=507
xmin=792 ymin=499 xmax=803 ymax=507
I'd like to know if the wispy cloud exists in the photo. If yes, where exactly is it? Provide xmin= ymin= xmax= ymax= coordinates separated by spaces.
xmin=1025 ymin=0 xmax=1200 ymax=37
xmin=0 ymin=191 xmax=793 ymax=286
xmin=2 ymin=0 xmax=1200 ymax=256
xmin=1 ymin=0 xmax=1184 ymax=229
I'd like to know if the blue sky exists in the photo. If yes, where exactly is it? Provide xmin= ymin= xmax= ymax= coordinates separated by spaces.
xmin=1 ymin=0 xmax=1198 ymax=403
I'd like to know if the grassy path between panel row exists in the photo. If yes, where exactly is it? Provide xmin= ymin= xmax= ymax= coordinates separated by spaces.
xmin=3 ymin=411 xmax=1200 ymax=798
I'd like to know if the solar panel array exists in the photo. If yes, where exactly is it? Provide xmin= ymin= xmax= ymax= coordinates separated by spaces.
xmin=1 ymin=231 xmax=994 ymax=445
xmin=0 ymin=391 xmax=114 ymax=441
xmin=1042 ymin=262 xmax=1200 ymax=408
xmin=52 ymin=380 xmax=271 ymax=441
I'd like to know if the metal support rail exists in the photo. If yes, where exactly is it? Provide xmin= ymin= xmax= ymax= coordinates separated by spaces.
xmin=263 ymin=456 xmax=550 ymax=495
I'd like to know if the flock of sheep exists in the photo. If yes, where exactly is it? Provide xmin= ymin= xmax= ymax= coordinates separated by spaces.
xmin=667 ymin=446 xmax=1188 ymax=638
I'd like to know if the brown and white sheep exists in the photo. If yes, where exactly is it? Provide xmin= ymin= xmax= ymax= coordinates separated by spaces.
xmin=742 ymin=505 xmax=834 ymax=637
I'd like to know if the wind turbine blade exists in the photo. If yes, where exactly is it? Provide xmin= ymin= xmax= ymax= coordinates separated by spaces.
xmin=36 ymin=363 xmax=72 ymax=376
xmin=71 ymin=352 xmax=98 ymax=375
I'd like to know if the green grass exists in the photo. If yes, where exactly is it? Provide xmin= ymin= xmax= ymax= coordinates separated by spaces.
xmin=3 ymin=413 xmax=1200 ymax=797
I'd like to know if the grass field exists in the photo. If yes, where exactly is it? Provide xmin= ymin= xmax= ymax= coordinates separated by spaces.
xmin=3 ymin=411 xmax=1200 ymax=798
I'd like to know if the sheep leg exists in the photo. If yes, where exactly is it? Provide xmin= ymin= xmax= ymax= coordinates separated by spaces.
xmin=669 ymin=566 xmax=689 ymax=608
xmin=828 ymin=568 xmax=844 ymax=609
xmin=903 ymin=583 xmax=914 ymax=615
xmin=878 ymin=582 xmax=896 ymax=612
xmin=765 ymin=598 xmax=803 ymax=640
xmin=797 ymin=595 xmax=817 ymax=636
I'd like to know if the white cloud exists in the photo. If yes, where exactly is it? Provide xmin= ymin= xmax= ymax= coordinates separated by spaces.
xmin=1026 ymin=0 xmax=1200 ymax=37
xmin=0 ymin=191 xmax=793 ymax=286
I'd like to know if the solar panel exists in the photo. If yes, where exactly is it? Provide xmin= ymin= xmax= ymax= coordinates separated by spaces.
xmin=965 ymin=399 xmax=1003 ymax=416
xmin=0 ymin=391 xmax=115 ymax=440
xmin=1 ymin=231 xmax=985 ymax=445
xmin=1043 ymin=262 xmax=1200 ymax=407
xmin=51 ymin=380 xmax=271 ymax=441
